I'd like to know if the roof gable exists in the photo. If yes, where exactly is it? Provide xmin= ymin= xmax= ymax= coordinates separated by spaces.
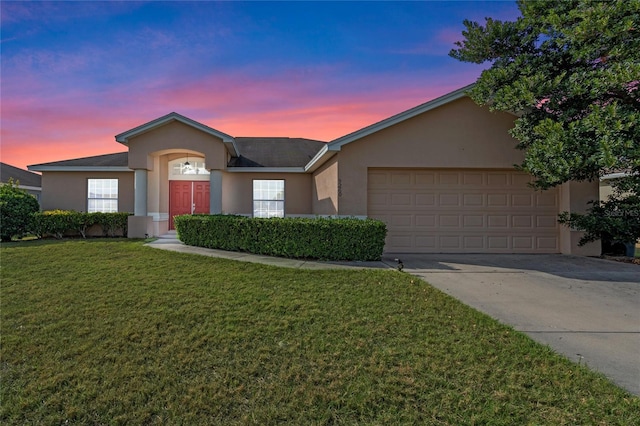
xmin=329 ymin=84 xmax=472 ymax=149
xmin=304 ymin=84 xmax=475 ymax=172
xmin=115 ymin=112 xmax=238 ymax=157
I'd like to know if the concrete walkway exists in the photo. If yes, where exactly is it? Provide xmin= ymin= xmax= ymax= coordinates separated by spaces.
xmin=147 ymin=234 xmax=640 ymax=396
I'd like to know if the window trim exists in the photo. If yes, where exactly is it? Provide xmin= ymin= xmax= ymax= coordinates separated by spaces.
xmin=87 ymin=178 xmax=119 ymax=213
xmin=252 ymin=179 xmax=285 ymax=218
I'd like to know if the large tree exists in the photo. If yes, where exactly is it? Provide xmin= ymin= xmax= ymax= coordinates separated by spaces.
xmin=450 ymin=0 xmax=640 ymax=249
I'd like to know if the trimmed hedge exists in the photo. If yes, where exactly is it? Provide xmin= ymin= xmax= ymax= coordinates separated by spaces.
xmin=31 ymin=211 xmax=130 ymax=239
xmin=174 ymin=215 xmax=387 ymax=261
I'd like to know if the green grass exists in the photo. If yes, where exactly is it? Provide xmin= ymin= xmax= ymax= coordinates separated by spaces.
xmin=2 ymin=240 xmax=638 ymax=425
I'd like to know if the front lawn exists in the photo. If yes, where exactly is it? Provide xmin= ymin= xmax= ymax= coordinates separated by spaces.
xmin=1 ymin=240 xmax=638 ymax=424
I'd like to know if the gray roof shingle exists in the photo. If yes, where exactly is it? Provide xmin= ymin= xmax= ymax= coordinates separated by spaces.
xmin=29 ymin=152 xmax=129 ymax=168
xmin=228 ymin=137 xmax=326 ymax=168
xmin=27 ymin=138 xmax=327 ymax=170
xmin=0 ymin=162 xmax=42 ymax=187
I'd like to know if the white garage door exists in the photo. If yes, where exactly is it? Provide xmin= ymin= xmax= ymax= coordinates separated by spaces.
xmin=368 ymin=169 xmax=559 ymax=253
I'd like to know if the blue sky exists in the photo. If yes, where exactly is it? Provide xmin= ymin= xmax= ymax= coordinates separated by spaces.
xmin=1 ymin=1 xmax=520 ymax=169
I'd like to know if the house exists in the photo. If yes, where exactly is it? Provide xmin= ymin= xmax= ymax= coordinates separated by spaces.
xmin=600 ymin=172 xmax=629 ymax=201
xmin=1 ymin=162 xmax=42 ymax=202
xmin=28 ymin=85 xmax=599 ymax=255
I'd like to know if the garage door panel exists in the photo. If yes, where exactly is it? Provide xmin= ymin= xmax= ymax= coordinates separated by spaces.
xmin=463 ymin=215 xmax=484 ymax=227
xmin=368 ymin=192 xmax=388 ymax=206
xmin=537 ymin=193 xmax=557 ymax=206
xmin=512 ymin=194 xmax=533 ymax=207
xmin=463 ymin=172 xmax=484 ymax=185
xmin=439 ymin=194 xmax=460 ymax=206
xmin=512 ymin=215 xmax=533 ymax=228
xmin=439 ymin=236 xmax=461 ymax=249
xmin=463 ymin=193 xmax=484 ymax=206
xmin=463 ymin=236 xmax=485 ymax=249
xmin=390 ymin=234 xmax=414 ymax=249
xmin=415 ymin=173 xmax=436 ymax=185
xmin=391 ymin=193 xmax=412 ymax=206
xmin=368 ymin=169 xmax=559 ymax=253
xmin=415 ymin=215 xmax=436 ymax=227
xmin=391 ymin=215 xmax=413 ymax=227
xmin=537 ymin=215 xmax=558 ymax=228
xmin=488 ymin=215 xmax=508 ymax=228
xmin=487 ymin=173 xmax=509 ymax=186
xmin=415 ymin=235 xmax=437 ymax=249
xmin=416 ymin=193 xmax=436 ymax=206
xmin=487 ymin=236 xmax=509 ymax=249
xmin=488 ymin=194 xmax=509 ymax=206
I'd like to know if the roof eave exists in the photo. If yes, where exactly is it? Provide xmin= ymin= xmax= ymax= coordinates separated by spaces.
xmin=304 ymin=145 xmax=339 ymax=172
xmin=227 ymin=167 xmax=306 ymax=173
xmin=28 ymin=166 xmax=132 ymax=172
xmin=115 ymin=112 xmax=238 ymax=156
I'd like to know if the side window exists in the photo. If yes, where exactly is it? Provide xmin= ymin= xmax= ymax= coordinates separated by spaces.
xmin=88 ymin=179 xmax=118 ymax=212
xmin=253 ymin=180 xmax=284 ymax=218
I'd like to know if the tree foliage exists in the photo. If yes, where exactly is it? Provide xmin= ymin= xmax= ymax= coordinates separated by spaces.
xmin=0 ymin=179 xmax=40 ymax=242
xmin=450 ymin=0 xmax=639 ymax=246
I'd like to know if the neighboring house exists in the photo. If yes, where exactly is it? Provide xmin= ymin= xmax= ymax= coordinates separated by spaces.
xmin=28 ymin=85 xmax=599 ymax=255
xmin=600 ymin=172 xmax=628 ymax=201
xmin=0 ymin=162 xmax=42 ymax=202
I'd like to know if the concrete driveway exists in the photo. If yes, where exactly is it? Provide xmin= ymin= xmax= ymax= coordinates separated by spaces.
xmin=381 ymin=253 xmax=640 ymax=396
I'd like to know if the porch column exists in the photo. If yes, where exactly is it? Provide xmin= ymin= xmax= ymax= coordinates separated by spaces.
xmin=210 ymin=170 xmax=222 ymax=214
xmin=128 ymin=168 xmax=152 ymax=238
xmin=134 ymin=169 xmax=148 ymax=216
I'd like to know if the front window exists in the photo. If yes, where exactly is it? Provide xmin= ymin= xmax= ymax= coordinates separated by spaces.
xmin=253 ymin=180 xmax=284 ymax=218
xmin=88 ymin=179 xmax=118 ymax=212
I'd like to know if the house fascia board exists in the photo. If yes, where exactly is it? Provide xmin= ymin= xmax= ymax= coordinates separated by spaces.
xmin=18 ymin=184 xmax=42 ymax=191
xmin=28 ymin=166 xmax=132 ymax=172
xmin=304 ymin=145 xmax=338 ymax=173
xmin=304 ymin=84 xmax=474 ymax=171
xmin=227 ymin=167 xmax=306 ymax=173
xmin=601 ymin=172 xmax=630 ymax=180
xmin=0 ymin=183 xmax=41 ymax=191
xmin=115 ymin=112 xmax=239 ymax=157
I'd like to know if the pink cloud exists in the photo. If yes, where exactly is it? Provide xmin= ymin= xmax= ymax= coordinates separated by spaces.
xmin=2 ymin=61 xmax=478 ymax=170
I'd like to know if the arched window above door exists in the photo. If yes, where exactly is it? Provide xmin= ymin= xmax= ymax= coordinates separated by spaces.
xmin=169 ymin=157 xmax=210 ymax=178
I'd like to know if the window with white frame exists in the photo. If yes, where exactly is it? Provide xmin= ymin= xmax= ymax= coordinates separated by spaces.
xmin=88 ymin=179 xmax=118 ymax=212
xmin=253 ymin=180 xmax=284 ymax=218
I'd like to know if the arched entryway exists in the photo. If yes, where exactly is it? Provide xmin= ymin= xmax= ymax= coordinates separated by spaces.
xmin=168 ymin=156 xmax=211 ymax=229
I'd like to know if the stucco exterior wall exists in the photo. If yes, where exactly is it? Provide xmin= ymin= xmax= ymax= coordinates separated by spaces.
xmin=126 ymin=121 xmax=228 ymax=170
xmin=559 ymin=180 xmax=600 ymax=256
xmin=40 ymin=171 xmax=134 ymax=213
xmin=222 ymin=172 xmax=312 ymax=216
xmin=335 ymin=97 xmax=526 ymax=216
xmin=311 ymin=155 xmax=338 ymax=215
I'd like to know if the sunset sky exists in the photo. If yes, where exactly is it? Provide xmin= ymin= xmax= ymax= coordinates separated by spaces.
xmin=1 ymin=1 xmax=519 ymax=171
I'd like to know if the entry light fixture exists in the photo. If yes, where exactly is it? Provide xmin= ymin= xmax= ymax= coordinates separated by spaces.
xmin=184 ymin=154 xmax=190 ymax=166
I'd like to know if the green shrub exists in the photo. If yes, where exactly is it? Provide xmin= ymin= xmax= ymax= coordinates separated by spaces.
xmin=30 ymin=210 xmax=78 ymax=239
xmin=174 ymin=215 xmax=387 ymax=261
xmin=30 ymin=211 xmax=130 ymax=239
xmin=0 ymin=179 xmax=40 ymax=242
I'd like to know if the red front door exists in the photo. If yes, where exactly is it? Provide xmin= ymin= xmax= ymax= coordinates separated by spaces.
xmin=169 ymin=181 xmax=210 ymax=229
